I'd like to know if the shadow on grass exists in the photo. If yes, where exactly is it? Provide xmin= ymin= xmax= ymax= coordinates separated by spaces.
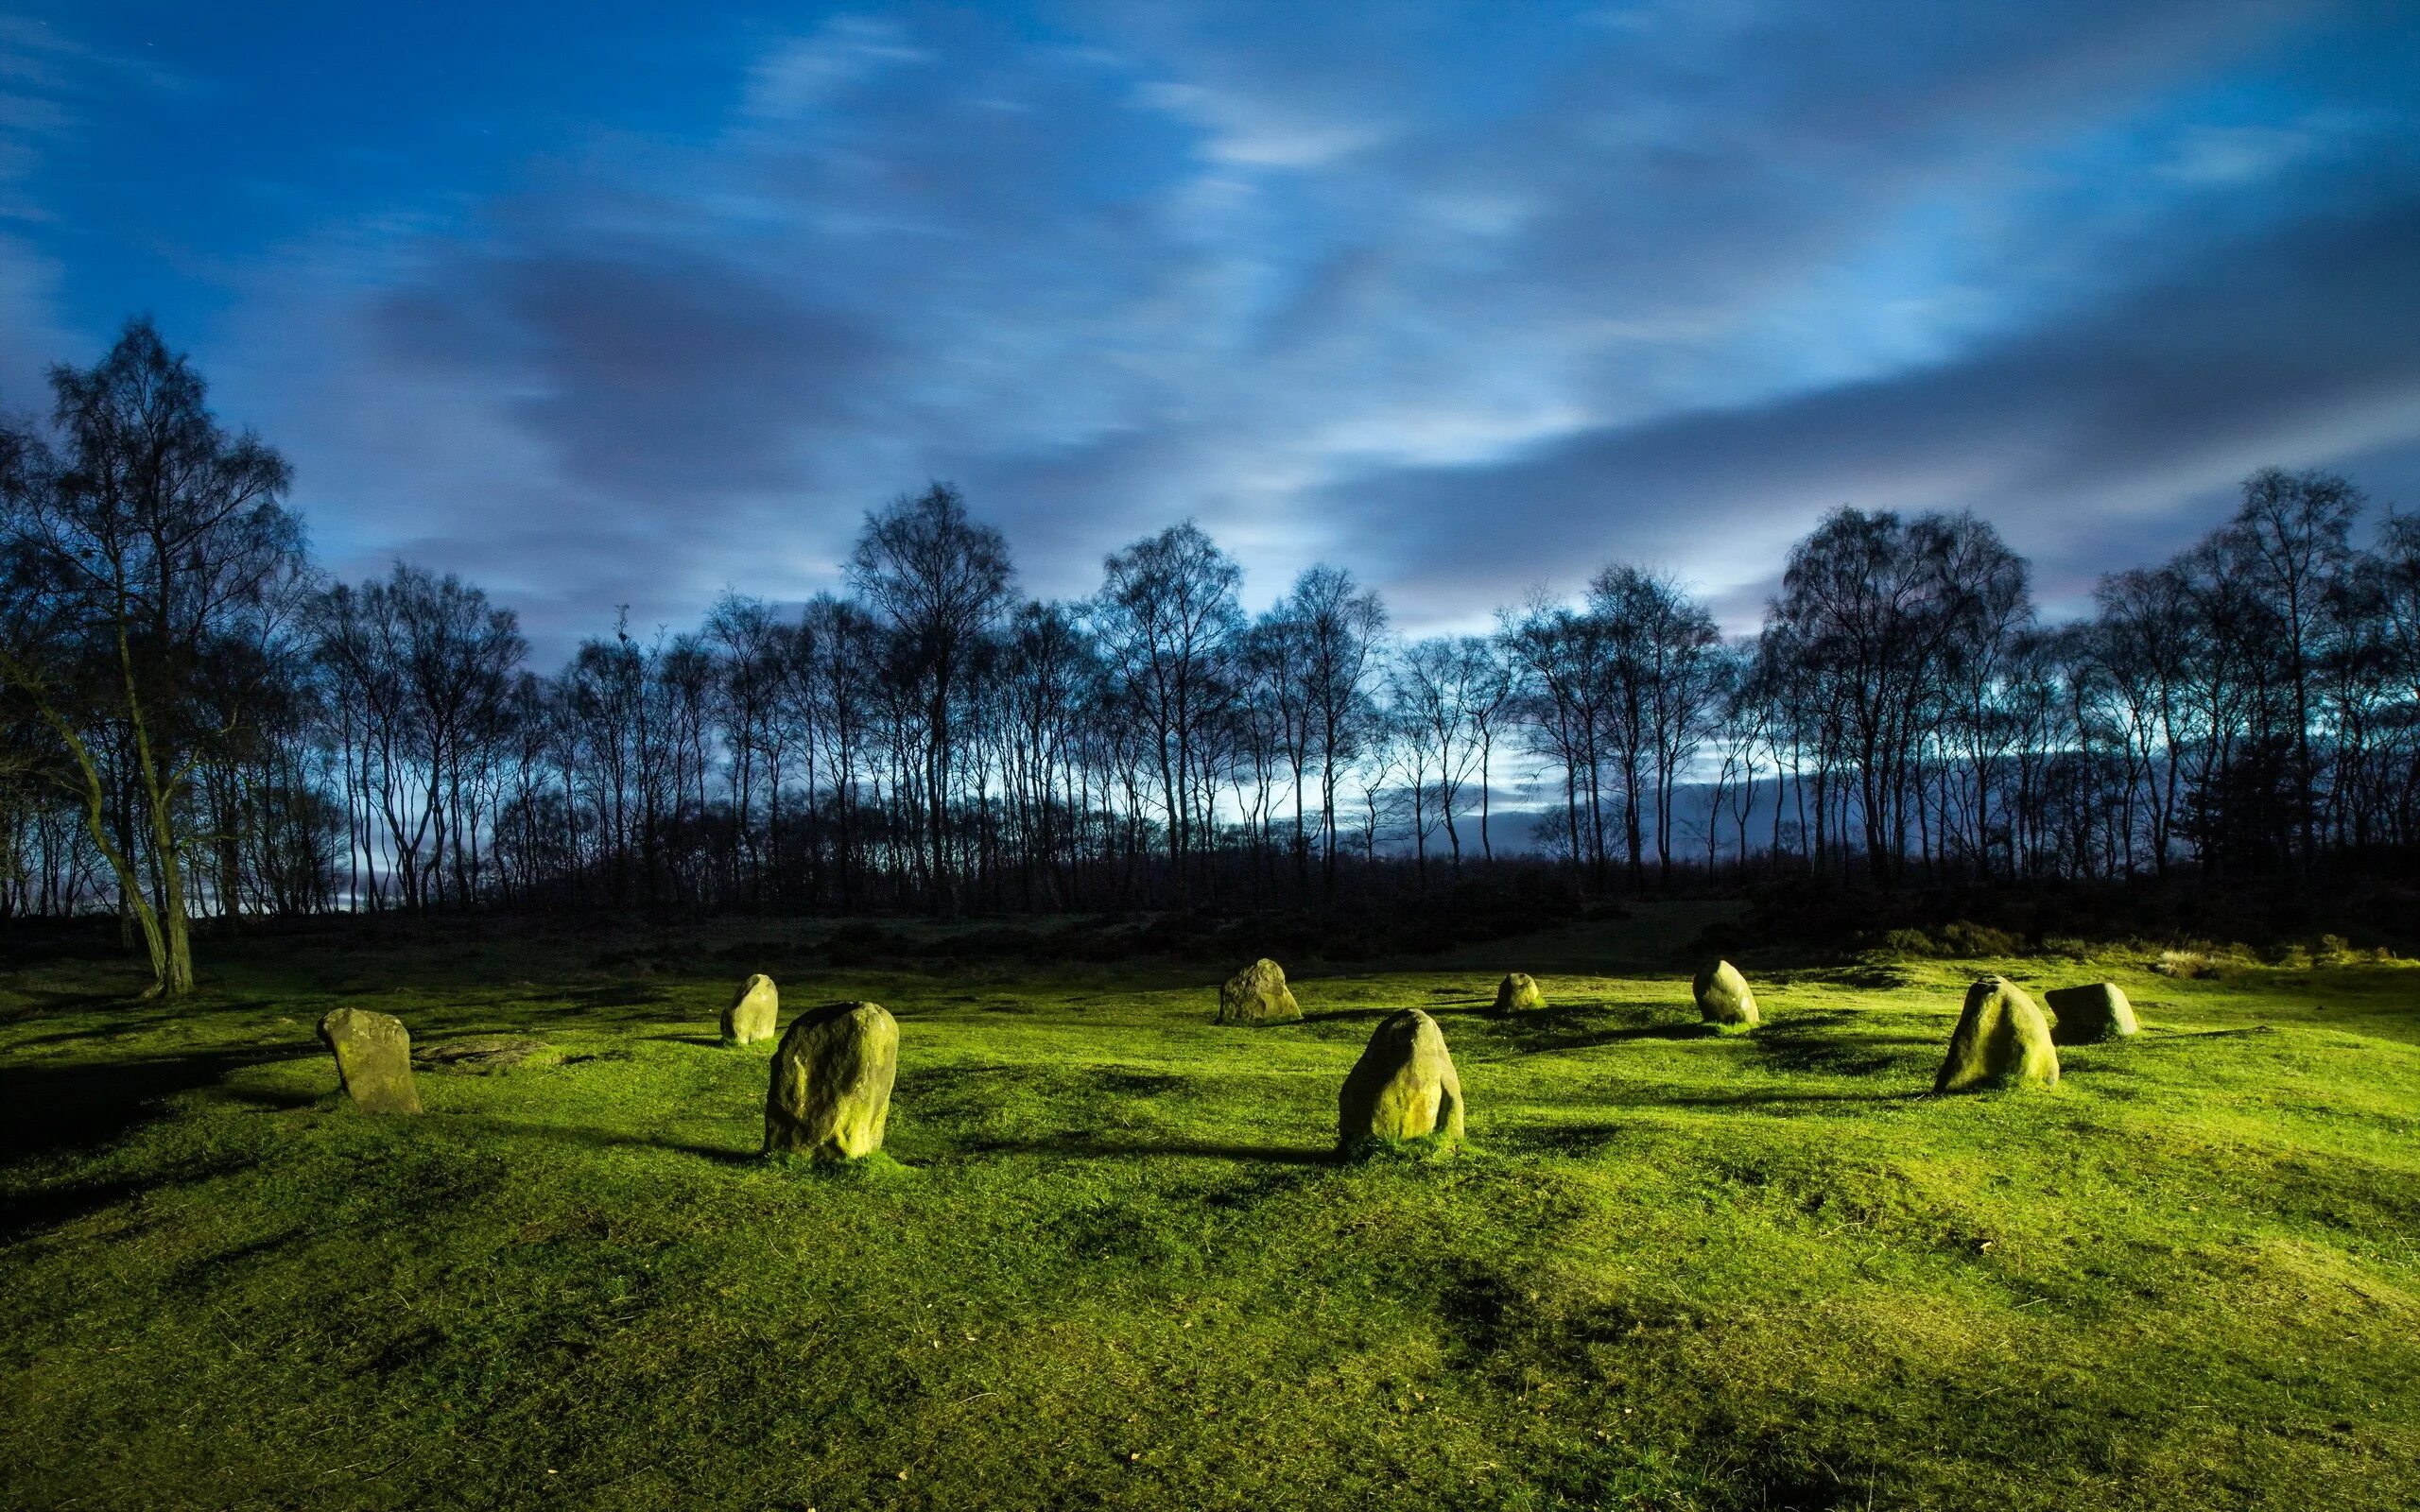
xmin=0 ymin=992 xmax=213 ymax=1049
xmin=219 ymin=1085 xmax=323 ymax=1112
xmin=1305 ymin=1002 xmax=1697 ymax=1029
xmin=0 ymin=1045 xmax=319 ymax=1161
xmin=448 ymin=1114 xmax=758 ymax=1166
xmin=1299 ymin=1006 xmax=1425 ymax=1025
xmin=1750 ymin=1011 xmax=1930 ymax=1077
xmin=1498 ymin=1123 xmax=1646 ymax=1156
xmin=1480 ymin=1021 xmax=1723 ymax=1059
xmin=1654 ymin=1088 xmax=1931 ymax=1110
xmin=0 ymin=1175 xmax=148 ymax=1243
xmin=959 ymin=1136 xmax=1337 ymax=1166
xmin=892 ymin=1064 xmax=1191 ymax=1122
xmin=565 ymin=985 xmax=669 ymax=1009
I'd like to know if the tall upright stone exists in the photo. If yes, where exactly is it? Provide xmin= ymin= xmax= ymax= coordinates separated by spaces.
xmin=1217 ymin=958 xmax=1302 ymax=1025
xmin=1493 ymin=972 xmax=1546 ymax=1013
xmin=1935 ymin=976 xmax=2060 ymax=1092
xmin=722 ymin=972 xmax=780 ymax=1045
xmin=1693 ymin=959 xmax=1760 ymax=1031
xmin=764 ymin=1002 xmax=899 ymax=1161
xmin=2045 ymin=982 xmax=2139 ymax=1045
xmin=1339 ymin=1007 xmax=1465 ymax=1153
xmin=317 ymin=1007 xmax=423 ymax=1115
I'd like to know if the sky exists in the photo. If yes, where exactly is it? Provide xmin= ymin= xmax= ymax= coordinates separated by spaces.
xmin=2 ymin=1 xmax=2416 ymax=658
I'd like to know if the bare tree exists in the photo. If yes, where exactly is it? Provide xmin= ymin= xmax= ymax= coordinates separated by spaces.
xmin=847 ymin=483 xmax=1014 ymax=912
xmin=2224 ymin=467 xmax=2362 ymax=868
xmin=1094 ymin=521 xmax=1243 ymax=899
xmin=0 ymin=318 xmax=301 ymax=992
xmin=1278 ymin=565 xmax=1387 ymax=895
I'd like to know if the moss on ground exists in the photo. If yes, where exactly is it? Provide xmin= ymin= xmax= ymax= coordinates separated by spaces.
xmin=1 ymin=907 xmax=2416 ymax=1509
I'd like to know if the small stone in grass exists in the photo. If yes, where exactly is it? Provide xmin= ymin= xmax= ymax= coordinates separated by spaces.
xmin=1217 ymin=958 xmax=1301 ymax=1025
xmin=1493 ymin=971 xmax=1545 ymax=1013
xmin=2043 ymin=981 xmax=2139 ymax=1044
xmin=722 ymin=972 xmax=780 ymax=1045
xmin=1691 ymin=959 xmax=1759 ymax=1030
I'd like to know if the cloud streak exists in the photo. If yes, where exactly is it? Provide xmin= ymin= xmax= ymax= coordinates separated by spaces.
xmin=4 ymin=1 xmax=2414 ymax=654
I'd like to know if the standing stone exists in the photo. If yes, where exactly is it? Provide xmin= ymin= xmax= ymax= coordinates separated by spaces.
xmin=2045 ymin=982 xmax=2139 ymax=1045
xmin=1217 ymin=958 xmax=1302 ymax=1025
xmin=1693 ymin=959 xmax=1760 ymax=1031
xmin=1935 ymin=976 xmax=2060 ymax=1092
xmin=722 ymin=972 xmax=780 ymax=1045
xmin=1339 ymin=1008 xmax=1466 ymax=1153
xmin=764 ymin=1003 xmax=899 ymax=1160
xmin=318 ymin=1007 xmax=422 ymax=1114
xmin=1493 ymin=972 xmax=1546 ymax=1013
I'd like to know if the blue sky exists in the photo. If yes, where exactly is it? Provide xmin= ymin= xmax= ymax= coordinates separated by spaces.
xmin=4 ymin=1 xmax=2416 ymax=654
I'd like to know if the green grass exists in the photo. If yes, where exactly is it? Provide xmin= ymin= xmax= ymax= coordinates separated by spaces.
xmin=3 ymin=909 xmax=2417 ymax=1510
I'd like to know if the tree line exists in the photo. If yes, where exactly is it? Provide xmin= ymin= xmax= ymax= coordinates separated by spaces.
xmin=5 ymin=320 xmax=2413 ymax=994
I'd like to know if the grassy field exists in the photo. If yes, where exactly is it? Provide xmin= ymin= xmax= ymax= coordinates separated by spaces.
xmin=2 ymin=907 xmax=2417 ymax=1510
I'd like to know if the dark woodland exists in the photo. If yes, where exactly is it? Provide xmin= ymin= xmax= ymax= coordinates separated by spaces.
xmin=6 ymin=320 xmax=2414 ymax=992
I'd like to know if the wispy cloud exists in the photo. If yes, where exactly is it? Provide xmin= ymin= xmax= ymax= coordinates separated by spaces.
xmin=8 ymin=1 xmax=2414 ymax=656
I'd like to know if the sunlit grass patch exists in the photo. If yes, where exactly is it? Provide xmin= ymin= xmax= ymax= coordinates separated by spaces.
xmin=2 ymin=909 xmax=2416 ymax=1509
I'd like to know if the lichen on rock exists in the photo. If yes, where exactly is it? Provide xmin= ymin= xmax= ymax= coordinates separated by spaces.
xmin=1693 ymin=960 xmax=1759 ymax=1031
xmin=1218 ymin=958 xmax=1301 ymax=1025
xmin=1339 ymin=1007 xmax=1465 ymax=1156
xmin=318 ymin=1007 xmax=423 ymax=1114
xmin=1494 ymin=972 xmax=1545 ymax=1013
xmin=723 ymin=972 xmax=780 ymax=1045
xmin=1935 ymin=976 xmax=2059 ymax=1092
xmin=764 ymin=1002 xmax=899 ymax=1160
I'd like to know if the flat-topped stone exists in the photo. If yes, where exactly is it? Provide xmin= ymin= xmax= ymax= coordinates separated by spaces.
xmin=412 ymin=1035 xmax=550 ymax=1074
xmin=2045 ymin=982 xmax=2138 ymax=1045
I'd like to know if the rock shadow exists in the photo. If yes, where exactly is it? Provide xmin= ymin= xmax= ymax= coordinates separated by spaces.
xmin=0 ymin=1175 xmax=147 ymax=1243
xmin=218 ymin=1084 xmax=324 ymax=1112
xmin=565 ymin=985 xmax=669 ymax=1009
xmin=1654 ymin=1088 xmax=1931 ymax=1111
xmin=1479 ymin=1005 xmax=1720 ymax=1057
xmin=449 ymin=1115 xmax=758 ymax=1166
xmin=1748 ymin=1012 xmax=1922 ymax=1077
xmin=0 ymin=1044 xmax=317 ymax=1161
xmin=959 ymin=1136 xmax=1336 ymax=1166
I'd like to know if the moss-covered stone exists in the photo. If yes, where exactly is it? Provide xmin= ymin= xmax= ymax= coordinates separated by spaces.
xmin=1935 ymin=976 xmax=2060 ymax=1092
xmin=317 ymin=1007 xmax=422 ymax=1114
xmin=1217 ymin=958 xmax=1301 ymax=1025
xmin=411 ymin=1035 xmax=554 ymax=1074
xmin=722 ymin=972 xmax=780 ymax=1045
xmin=2045 ymin=982 xmax=2139 ymax=1045
xmin=1693 ymin=959 xmax=1760 ymax=1031
xmin=1493 ymin=972 xmax=1545 ymax=1013
xmin=1339 ymin=1007 xmax=1465 ymax=1155
xmin=764 ymin=1002 xmax=899 ymax=1160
